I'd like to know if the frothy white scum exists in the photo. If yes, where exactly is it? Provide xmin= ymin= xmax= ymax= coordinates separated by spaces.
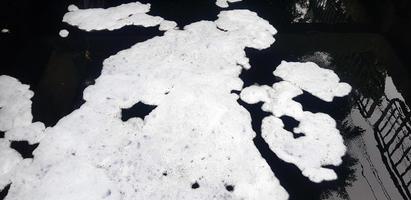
xmin=240 ymin=61 xmax=350 ymax=183
xmin=62 ymin=2 xmax=177 ymax=31
xmin=0 ymin=76 xmax=34 ymax=132
xmin=67 ymin=4 xmax=79 ymax=12
xmin=0 ymin=1 xmax=353 ymax=198
xmin=59 ymin=29 xmax=69 ymax=38
xmin=0 ymin=139 xmax=22 ymax=190
xmin=216 ymin=0 xmax=243 ymax=8
xmin=274 ymin=61 xmax=351 ymax=102
xmin=1 ymin=29 xmax=10 ymax=33
xmin=0 ymin=76 xmax=46 ymax=190
xmin=1 ymin=7 xmax=291 ymax=200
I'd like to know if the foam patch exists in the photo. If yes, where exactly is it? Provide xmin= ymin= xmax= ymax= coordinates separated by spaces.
xmin=273 ymin=61 xmax=351 ymax=102
xmin=240 ymin=60 xmax=350 ymax=182
xmin=2 ymin=8 xmax=288 ymax=200
xmin=63 ymin=2 xmax=177 ymax=31
xmin=216 ymin=0 xmax=243 ymax=8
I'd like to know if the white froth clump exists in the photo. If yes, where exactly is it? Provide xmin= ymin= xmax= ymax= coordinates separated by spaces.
xmin=274 ymin=61 xmax=351 ymax=102
xmin=0 ymin=139 xmax=23 ymax=190
xmin=0 ymin=76 xmax=46 ymax=190
xmin=59 ymin=29 xmax=69 ymax=38
xmin=216 ymin=10 xmax=277 ymax=50
xmin=5 ymin=122 xmax=45 ymax=144
xmin=67 ymin=4 xmax=79 ymax=12
xmin=240 ymin=61 xmax=350 ymax=183
xmin=0 ymin=75 xmax=34 ymax=131
xmin=1 ymin=29 xmax=10 ymax=33
xmin=62 ymin=2 xmax=176 ymax=32
xmin=261 ymin=114 xmax=345 ymax=182
xmin=216 ymin=0 xmax=243 ymax=8
xmin=3 ymin=8 xmax=289 ymax=200
xmin=159 ymin=20 xmax=178 ymax=31
xmin=240 ymin=85 xmax=273 ymax=104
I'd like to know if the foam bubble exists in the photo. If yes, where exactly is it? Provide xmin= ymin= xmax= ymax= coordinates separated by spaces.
xmin=59 ymin=29 xmax=69 ymax=38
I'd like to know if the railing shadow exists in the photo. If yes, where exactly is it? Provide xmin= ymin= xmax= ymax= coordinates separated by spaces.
xmin=356 ymin=93 xmax=411 ymax=200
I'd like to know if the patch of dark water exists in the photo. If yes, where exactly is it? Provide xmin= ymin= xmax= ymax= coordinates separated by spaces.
xmin=0 ymin=184 xmax=10 ymax=200
xmin=10 ymin=141 xmax=39 ymax=159
xmin=278 ymin=116 xmax=302 ymax=138
xmin=121 ymin=102 xmax=157 ymax=121
xmin=239 ymin=48 xmax=293 ymax=87
xmin=29 ymin=26 xmax=163 ymax=127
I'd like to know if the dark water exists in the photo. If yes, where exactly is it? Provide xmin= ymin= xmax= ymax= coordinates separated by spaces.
xmin=0 ymin=0 xmax=410 ymax=200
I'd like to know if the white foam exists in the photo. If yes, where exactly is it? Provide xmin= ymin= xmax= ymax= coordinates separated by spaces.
xmin=240 ymin=85 xmax=273 ymax=104
xmin=241 ymin=82 xmax=304 ymax=118
xmin=215 ymin=10 xmax=277 ymax=50
xmin=1 ymin=29 xmax=10 ymax=33
xmin=0 ymin=139 xmax=23 ymax=190
xmin=0 ymin=76 xmax=46 ymax=190
xmin=62 ymin=2 xmax=176 ymax=32
xmin=0 ymin=75 xmax=34 ymax=132
xmin=59 ymin=29 xmax=69 ymax=38
xmin=216 ymin=0 xmax=243 ymax=8
xmin=159 ymin=20 xmax=178 ymax=31
xmin=274 ymin=61 xmax=351 ymax=102
xmin=67 ymin=4 xmax=79 ymax=12
xmin=4 ymin=8 xmax=289 ymax=200
xmin=4 ymin=122 xmax=45 ymax=145
xmin=261 ymin=114 xmax=345 ymax=183
xmin=240 ymin=60 xmax=350 ymax=182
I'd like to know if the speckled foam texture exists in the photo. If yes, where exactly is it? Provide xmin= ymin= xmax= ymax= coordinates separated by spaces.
xmin=240 ymin=61 xmax=351 ymax=183
xmin=1 ymin=7 xmax=290 ymax=200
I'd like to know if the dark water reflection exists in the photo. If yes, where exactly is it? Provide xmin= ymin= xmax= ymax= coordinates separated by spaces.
xmin=0 ymin=0 xmax=410 ymax=200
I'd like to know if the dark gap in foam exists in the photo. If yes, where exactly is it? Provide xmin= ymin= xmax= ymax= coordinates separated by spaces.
xmin=121 ymin=102 xmax=157 ymax=121
xmin=279 ymin=115 xmax=303 ymax=138
xmin=293 ymin=90 xmax=351 ymax=121
xmin=240 ymin=48 xmax=282 ymax=88
xmin=10 ymin=141 xmax=39 ymax=159
xmin=225 ymin=184 xmax=234 ymax=192
xmin=134 ymin=0 xmax=219 ymax=28
xmin=0 ymin=184 xmax=11 ymax=200
xmin=230 ymin=90 xmax=241 ymax=95
xmin=191 ymin=182 xmax=200 ymax=189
